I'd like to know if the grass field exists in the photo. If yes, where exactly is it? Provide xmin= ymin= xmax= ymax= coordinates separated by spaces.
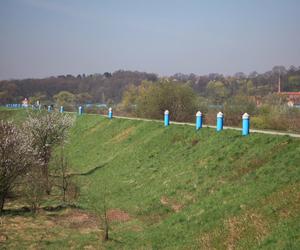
xmin=1 ymin=108 xmax=300 ymax=249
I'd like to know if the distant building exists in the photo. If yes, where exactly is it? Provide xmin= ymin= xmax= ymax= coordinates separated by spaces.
xmin=22 ymin=98 xmax=29 ymax=108
xmin=277 ymin=75 xmax=300 ymax=106
xmin=279 ymin=92 xmax=300 ymax=107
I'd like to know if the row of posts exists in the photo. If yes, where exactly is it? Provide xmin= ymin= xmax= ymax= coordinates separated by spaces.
xmin=64 ymin=106 xmax=249 ymax=136
xmin=168 ymin=110 xmax=249 ymax=136
xmin=6 ymin=104 xmax=250 ymax=136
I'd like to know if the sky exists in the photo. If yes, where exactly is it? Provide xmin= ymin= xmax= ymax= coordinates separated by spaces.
xmin=0 ymin=0 xmax=300 ymax=80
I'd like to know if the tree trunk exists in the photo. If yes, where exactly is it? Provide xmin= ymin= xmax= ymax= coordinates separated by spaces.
xmin=0 ymin=192 xmax=6 ymax=215
xmin=42 ymin=164 xmax=51 ymax=195
xmin=103 ymin=220 xmax=109 ymax=241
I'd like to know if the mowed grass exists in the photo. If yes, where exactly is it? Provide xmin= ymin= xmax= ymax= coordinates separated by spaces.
xmin=1 ymin=108 xmax=300 ymax=249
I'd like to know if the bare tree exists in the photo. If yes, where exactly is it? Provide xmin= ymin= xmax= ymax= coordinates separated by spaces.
xmin=53 ymin=145 xmax=71 ymax=203
xmin=89 ymin=183 xmax=110 ymax=242
xmin=23 ymin=164 xmax=45 ymax=212
xmin=24 ymin=112 xmax=75 ymax=195
xmin=0 ymin=121 xmax=36 ymax=214
xmin=102 ymin=185 xmax=109 ymax=241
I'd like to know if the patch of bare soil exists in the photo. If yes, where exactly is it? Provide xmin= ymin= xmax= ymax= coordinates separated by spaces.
xmin=199 ymin=230 xmax=220 ymax=250
xmin=0 ymin=208 xmax=101 ymax=243
xmin=160 ymin=196 xmax=183 ymax=212
xmin=225 ymin=211 xmax=268 ymax=250
xmin=0 ymin=234 xmax=8 ymax=243
xmin=54 ymin=209 xmax=100 ymax=233
xmin=107 ymin=209 xmax=130 ymax=222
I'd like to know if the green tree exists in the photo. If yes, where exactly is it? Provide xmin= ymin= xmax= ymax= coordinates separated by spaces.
xmin=53 ymin=91 xmax=76 ymax=109
xmin=135 ymin=80 xmax=198 ymax=122
xmin=206 ymin=80 xmax=229 ymax=105
xmin=119 ymin=84 xmax=138 ymax=114
xmin=76 ymin=92 xmax=93 ymax=105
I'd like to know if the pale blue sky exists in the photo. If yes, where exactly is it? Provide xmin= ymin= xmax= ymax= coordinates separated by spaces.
xmin=1 ymin=0 xmax=300 ymax=79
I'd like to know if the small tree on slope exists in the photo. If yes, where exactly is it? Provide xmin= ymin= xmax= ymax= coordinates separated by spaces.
xmin=24 ymin=112 xmax=74 ymax=195
xmin=0 ymin=121 xmax=36 ymax=214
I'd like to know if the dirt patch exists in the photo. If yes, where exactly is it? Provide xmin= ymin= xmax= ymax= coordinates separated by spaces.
xmin=160 ymin=196 xmax=183 ymax=213
xmin=199 ymin=231 xmax=218 ymax=250
xmin=160 ymin=196 xmax=169 ymax=205
xmin=0 ymin=208 xmax=103 ymax=248
xmin=111 ymin=127 xmax=135 ymax=143
xmin=107 ymin=209 xmax=130 ymax=222
xmin=0 ymin=234 xmax=8 ymax=243
xmin=261 ymin=183 xmax=300 ymax=219
xmin=55 ymin=209 xmax=100 ymax=232
xmin=225 ymin=211 xmax=268 ymax=249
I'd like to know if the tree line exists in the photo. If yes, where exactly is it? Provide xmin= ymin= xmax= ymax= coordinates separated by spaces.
xmin=1 ymin=66 xmax=300 ymax=106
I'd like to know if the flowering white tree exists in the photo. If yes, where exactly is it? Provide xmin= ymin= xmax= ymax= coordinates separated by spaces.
xmin=0 ymin=121 xmax=36 ymax=213
xmin=24 ymin=112 xmax=75 ymax=195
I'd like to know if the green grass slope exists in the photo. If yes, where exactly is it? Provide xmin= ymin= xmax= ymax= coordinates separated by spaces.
xmin=65 ymin=114 xmax=299 ymax=249
xmin=1 ymin=109 xmax=299 ymax=249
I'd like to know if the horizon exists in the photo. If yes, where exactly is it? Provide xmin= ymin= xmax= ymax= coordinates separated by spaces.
xmin=1 ymin=0 xmax=300 ymax=80
xmin=1 ymin=65 xmax=300 ymax=82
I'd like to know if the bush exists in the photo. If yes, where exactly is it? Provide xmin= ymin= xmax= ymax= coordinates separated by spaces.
xmin=252 ymin=105 xmax=300 ymax=132
xmin=120 ymin=80 xmax=198 ymax=122
xmin=223 ymin=95 xmax=257 ymax=126
xmin=0 ymin=121 xmax=36 ymax=213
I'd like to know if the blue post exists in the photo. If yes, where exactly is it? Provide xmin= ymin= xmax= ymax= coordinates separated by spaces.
xmin=78 ymin=106 xmax=83 ymax=115
xmin=108 ymin=107 xmax=113 ymax=119
xmin=60 ymin=106 xmax=64 ymax=113
xmin=242 ymin=113 xmax=250 ymax=136
xmin=216 ymin=112 xmax=224 ymax=132
xmin=164 ymin=110 xmax=170 ymax=127
xmin=48 ymin=105 xmax=51 ymax=112
xmin=196 ymin=111 xmax=203 ymax=130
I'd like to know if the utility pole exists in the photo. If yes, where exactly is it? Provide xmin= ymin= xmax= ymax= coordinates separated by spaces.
xmin=278 ymin=74 xmax=281 ymax=93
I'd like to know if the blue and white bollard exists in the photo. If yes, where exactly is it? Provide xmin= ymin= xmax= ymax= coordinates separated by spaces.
xmin=164 ymin=110 xmax=170 ymax=127
xmin=108 ymin=107 xmax=113 ymax=119
xmin=48 ymin=105 xmax=52 ymax=112
xmin=216 ymin=112 xmax=224 ymax=132
xmin=242 ymin=113 xmax=250 ymax=136
xmin=78 ymin=106 xmax=83 ymax=115
xmin=60 ymin=106 xmax=64 ymax=113
xmin=196 ymin=111 xmax=203 ymax=130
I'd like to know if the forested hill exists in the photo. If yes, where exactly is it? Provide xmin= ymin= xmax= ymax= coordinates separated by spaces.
xmin=0 ymin=70 xmax=158 ymax=105
xmin=1 ymin=66 xmax=300 ymax=105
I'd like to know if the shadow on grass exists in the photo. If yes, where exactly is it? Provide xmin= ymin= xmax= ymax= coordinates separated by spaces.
xmin=70 ymin=163 xmax=108 ymax=177
xmin=50 ymin=163 xmax=108 ymax=179
xmin=0 ymin=203 xmax=82 ymax=217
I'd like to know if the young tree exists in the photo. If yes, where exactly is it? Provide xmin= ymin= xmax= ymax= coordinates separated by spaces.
xmin=0 ymin=121 xmax=36 ymax=214
xmin=53 ymin=145 xmax=72 ymax=203
xmin=134 ymin=80 xmax=198 ymax=122
xmin=23 ymin=164 xmax=45 ymax=212
xmin=24 ymin=113 xmax=75 ymax=195
xmin=119 ymin=84 xmax=139 ymax=114
xmin=206 ymin=80 xmax=229 ymax=105
xmin=53 ymin=91 xmax=76 ymax=109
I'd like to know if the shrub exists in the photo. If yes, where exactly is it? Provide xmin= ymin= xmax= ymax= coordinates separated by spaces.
xmin=127 ymin=80 xmax=199 ymax=122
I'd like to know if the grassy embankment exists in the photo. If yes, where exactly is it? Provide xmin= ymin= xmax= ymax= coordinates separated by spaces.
xmin=0 ymin=108 xmax=300 ymax=249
